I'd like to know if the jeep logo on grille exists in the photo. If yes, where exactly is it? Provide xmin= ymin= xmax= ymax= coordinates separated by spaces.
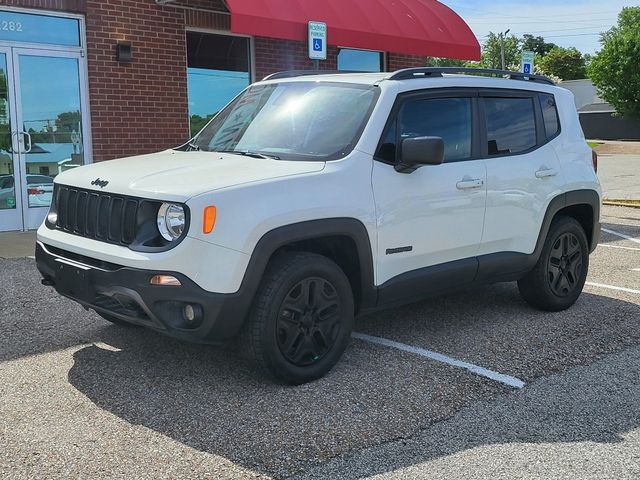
xmin=91 ymin=178 xmax=109 ymax=189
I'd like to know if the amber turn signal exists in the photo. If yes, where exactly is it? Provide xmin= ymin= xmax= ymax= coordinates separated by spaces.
xmin=203 ymin=206 xmax=217 ymax=234
xmin=150 ymin=275 xmax=182 ymax=286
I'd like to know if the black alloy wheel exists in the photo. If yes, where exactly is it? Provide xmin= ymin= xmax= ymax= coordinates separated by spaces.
xmin=518 ymin=216 xmax=589 ymax=312
xmin=546 ymin=232 xmax=583 ymax=297
xmin=276 ymin=277 xmax=342 ymax=366
xmin=242 ymin=252 xmax=355 ymax=385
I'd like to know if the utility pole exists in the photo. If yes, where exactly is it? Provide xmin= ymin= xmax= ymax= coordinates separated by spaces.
xmin=500 ymin=29 xmax=511 ymax=70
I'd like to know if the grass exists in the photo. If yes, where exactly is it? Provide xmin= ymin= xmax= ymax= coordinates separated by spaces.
xmin=588 ymin=141 xmax=603 ymax=149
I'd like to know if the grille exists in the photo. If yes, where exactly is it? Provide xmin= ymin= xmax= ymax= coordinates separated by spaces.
xmin=53 ymin=185 xmax=145 ymax=246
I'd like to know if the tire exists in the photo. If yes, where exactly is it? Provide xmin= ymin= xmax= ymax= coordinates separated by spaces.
xmin=518 ymin=216 xmax=589 ymax=312
xmin=96 ymin=311 xmax=139 ymax=327
xmin=243 ymin=252 xmax=355 ymax=385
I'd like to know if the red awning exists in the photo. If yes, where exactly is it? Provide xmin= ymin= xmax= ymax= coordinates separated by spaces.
xmin=224 ymin=0 xmax=480 ymax=61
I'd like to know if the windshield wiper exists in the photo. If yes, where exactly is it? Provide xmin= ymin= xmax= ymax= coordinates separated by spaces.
xmin=214 ymin=150 xmax=281 ymax=160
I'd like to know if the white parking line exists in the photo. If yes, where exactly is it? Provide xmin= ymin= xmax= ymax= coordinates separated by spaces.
xmin=599 ymin=244 xmax=640 ymax=252
xmin=352 ymin=332 xmax=526 ymax=389
xmin=602 ymin=228 xmax=640 ymax=246
xmin=586 ymin=282 xmax=640 ymax=295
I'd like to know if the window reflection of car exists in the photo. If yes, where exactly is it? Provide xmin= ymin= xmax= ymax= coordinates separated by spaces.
xmin=0 ymin=174 xmax=15 ymax=208
xmin=27 ymin=175 xmax=54 ymax=207
xmin=0 ymin=174 xmax=54 ymax=208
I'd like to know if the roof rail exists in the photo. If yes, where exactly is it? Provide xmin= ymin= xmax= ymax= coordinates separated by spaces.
xmin=262 ymin=70 xmax=370 ymax=81
xmin=387 ymin=67 xmax=555 ymax=85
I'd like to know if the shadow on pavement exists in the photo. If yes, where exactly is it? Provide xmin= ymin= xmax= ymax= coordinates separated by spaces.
xmin=65 ymin=288 xmax=640 ymax=478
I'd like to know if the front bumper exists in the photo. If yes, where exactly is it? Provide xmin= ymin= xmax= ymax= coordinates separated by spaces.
xmin=35 ymin=242 xmax=249 ymax=343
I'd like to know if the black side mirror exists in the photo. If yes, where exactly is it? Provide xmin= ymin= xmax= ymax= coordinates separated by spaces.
xmin=395 ymin=136 xmax=445 ymax=173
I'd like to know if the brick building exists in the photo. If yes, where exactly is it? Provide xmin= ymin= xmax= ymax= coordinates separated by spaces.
xmin=0 ymin=0 xmax=478 ymax=231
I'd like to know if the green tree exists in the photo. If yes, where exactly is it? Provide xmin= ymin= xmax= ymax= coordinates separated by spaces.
xmin=522 ymin=35 xmax=557 ymax=57
xmin=538 ymin=47 xmax=587 ymax=81
xmin=426 ymin=57 xmax=467 ymax=68
xmin=55 ymin=110 xmax=81 ymax=132
xmin=190 ymin=114 xmax=215 ymax=138
xmin=479 ymin=32 xmax=521 ymax=69
xmin=589 ymin=7 xmax=640 ymax=119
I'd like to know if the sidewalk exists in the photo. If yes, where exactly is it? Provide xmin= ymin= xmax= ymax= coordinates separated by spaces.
xmin=597 ymin=154 xmax=640 ymax=202
xmin=0 ymin=231 xmax=36 ymax=259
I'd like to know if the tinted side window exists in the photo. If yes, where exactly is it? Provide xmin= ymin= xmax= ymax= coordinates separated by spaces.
xmin=540 ymin=93 xmax=560 ymax=139
xmin=484 ymin=97 xmax=536 ymax=156
xmin=377 ymin=97 xmax=473 ymax=163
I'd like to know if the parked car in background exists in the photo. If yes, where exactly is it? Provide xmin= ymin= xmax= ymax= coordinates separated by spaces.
xmin=26 ymin=175 xmax=54 ymax=207
xmin=0 ymin=174 xmax=54 ymax=209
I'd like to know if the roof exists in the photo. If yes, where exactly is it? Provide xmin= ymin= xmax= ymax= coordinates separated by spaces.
xmin=259 ymin=69 xmax=559 ymax=92
xmin=25 ymin=143 xmax=77 ymax=164
xmin=224 ymin=0 xmax=480 ymax=60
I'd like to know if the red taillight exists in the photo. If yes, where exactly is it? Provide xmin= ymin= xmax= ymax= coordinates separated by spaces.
xmin=592 ymin=150 xmax=598 ymax=173
xmin=27 ymin=188 xmax=45 ymax=195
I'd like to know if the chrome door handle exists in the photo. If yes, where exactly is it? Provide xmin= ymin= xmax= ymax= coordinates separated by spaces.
xmin=456 ymin=179 xmax=484 ymax=190
xmin=535 ymin=168 xmax=557 ymax=179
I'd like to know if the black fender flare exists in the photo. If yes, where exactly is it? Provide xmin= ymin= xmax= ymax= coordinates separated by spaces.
xmin=533 ymin=189 xmax=601 ymax=261
xmin=212 ymin=218 xmax=376 ymax=340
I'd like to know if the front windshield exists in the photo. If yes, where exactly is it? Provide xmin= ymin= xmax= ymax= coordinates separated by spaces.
xmin=192 ymin=81 xmax=379 ymax=161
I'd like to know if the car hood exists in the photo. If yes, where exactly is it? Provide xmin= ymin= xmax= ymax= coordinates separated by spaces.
xmin=54 ymin=150 xmax=326 ymax=202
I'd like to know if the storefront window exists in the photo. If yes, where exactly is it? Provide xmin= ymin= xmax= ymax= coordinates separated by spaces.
xmin=0 ymin=10 xmax=80 ymax=47
xmin=337 ymin=48 xmax=384 ymax=72
xmin=187 ymin=32 xmax=251 ymax=137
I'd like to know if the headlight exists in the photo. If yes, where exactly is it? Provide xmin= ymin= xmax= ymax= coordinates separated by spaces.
xmin=157 ymin=203 xmax=186 ymax=241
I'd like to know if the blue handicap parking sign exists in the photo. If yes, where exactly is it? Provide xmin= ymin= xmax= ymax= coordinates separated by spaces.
xmin=523 ymin=64 xmax=531 ymax=74
xmin=313 ymin=39 xmax=323 ymax=52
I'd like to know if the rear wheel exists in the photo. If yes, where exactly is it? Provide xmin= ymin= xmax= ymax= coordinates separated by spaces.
xmin=518 ymin=216 xmax=589 ymax=311
xmin=243 ymin=252 xmax=355 ymax=385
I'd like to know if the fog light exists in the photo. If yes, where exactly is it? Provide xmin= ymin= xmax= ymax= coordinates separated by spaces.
xmin=150 ymin=275 xmax=182 ymax=286
xmin=184 ymin=304 xmax=196 ymax=322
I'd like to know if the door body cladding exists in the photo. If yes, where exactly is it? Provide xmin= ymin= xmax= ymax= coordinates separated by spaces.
xmin=376 ymin=257 xmax=478 ymax=308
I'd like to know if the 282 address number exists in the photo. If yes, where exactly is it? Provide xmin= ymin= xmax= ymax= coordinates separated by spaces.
xmin=1 ymin=21 xmax=23 ymax=32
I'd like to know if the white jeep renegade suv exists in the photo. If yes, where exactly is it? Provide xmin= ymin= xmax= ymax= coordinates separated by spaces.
xmin=36 ymin=68 xmax=601 ymax=384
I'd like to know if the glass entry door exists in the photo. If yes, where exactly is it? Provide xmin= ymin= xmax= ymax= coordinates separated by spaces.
xmin=0 ymin=47 xmax=89 ymax=232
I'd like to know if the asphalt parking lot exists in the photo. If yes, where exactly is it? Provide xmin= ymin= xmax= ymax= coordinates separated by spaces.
xmin=1 ymin=205 xmax=639 ymax=479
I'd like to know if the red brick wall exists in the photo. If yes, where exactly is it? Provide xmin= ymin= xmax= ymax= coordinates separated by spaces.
xmin=0 ymin=0 xmax=85 ymax=13
xmin=85 ymin=0 xmax=190 ymax=161
xmin=387 ymin=53 xmax=426 ymax=71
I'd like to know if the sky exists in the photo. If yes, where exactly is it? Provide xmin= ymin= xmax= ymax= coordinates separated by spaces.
xmin=440 ymin=0 xmax=638 ymax=54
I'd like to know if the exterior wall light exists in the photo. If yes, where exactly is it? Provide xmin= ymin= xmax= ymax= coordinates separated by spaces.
xmin=116 ymin=42 xmax=132 ymax=62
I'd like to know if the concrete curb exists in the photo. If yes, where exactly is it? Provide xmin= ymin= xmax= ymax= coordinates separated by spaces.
xmin=603 ymin=199 xmax=640 ymax=209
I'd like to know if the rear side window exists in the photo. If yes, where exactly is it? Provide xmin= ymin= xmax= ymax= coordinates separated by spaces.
xmin=484 ymin=97 xmax=536 ymax=156
xmin=540 ymin=93 xmax=560 ymax=139
xmin=377 ymin=97 xmax=473 ymax=163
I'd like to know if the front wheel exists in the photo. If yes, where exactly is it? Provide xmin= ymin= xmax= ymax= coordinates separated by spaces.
xmin=243 ymin=252 xmax=355 ymax=385
xmin=518 ymin=216 xmax=589 ymax=311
